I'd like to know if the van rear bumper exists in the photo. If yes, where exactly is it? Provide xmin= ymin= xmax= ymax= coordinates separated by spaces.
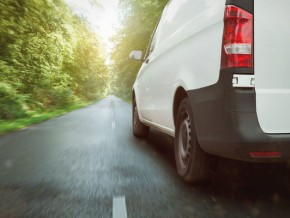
xmin=187 ymin=69 xmax=290 ymax=162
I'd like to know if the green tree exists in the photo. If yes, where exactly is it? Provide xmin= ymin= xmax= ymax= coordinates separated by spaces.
xmin=0 ymin=0 xmax=108 ymax=119
xmin=111 ymin=0 xmax=168 ymax=99
xmin=64 ymin=18 xmax=108 ymax=100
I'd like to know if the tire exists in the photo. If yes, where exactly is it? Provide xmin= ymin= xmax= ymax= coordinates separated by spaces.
xmin=174 ymin=98 xmax=213 ymax=184
xmin=132 ymin=98 xmax=149 ymax=138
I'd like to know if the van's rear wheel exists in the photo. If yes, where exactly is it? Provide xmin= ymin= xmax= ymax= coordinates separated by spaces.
xmin=133 ymin=99 xmax=149 ymax=138
xmin=175 ymin=98 xmax=212 ymax=183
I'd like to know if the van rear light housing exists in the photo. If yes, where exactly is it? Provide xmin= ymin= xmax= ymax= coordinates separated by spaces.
xmin=221 ymin=5 xmax=253 ymax=69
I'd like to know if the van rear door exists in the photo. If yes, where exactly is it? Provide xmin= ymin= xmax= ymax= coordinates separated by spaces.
xmin=255 ymin=0 xmax=290 ymax=133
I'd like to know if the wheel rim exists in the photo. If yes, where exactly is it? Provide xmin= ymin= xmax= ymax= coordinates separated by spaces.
xmin=178 ymin=112 xmax=192 ymax=170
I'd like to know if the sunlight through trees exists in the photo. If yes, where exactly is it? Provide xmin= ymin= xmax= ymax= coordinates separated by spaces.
xmin=0 ymin=0 xmax=108 ymax=119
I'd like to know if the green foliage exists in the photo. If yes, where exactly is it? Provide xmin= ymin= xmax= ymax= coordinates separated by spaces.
xmin=111 ymin=0 xmax=168 ymax=98
xmin=0 ymin=0 xmax=108 ymax=120
xmin=0 ymin=82 xmax=28 ymax=119
xmin=0 ymin=101 xmax=92 ymax=135
xmin=63 ymin=19 xmax=108 ymax=100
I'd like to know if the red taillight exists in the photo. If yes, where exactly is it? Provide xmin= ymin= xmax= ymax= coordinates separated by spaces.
xmin=249 ymin=151 xmax=282 ymax=158
xmin=221 ymin=5 xmax=253 ymax=68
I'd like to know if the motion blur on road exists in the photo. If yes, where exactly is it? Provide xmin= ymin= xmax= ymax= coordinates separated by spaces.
xmin=0 ymin=96 xmax=289 ymax=218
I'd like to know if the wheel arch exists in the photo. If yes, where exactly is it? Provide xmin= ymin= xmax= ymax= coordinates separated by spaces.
xmin=132 ymin=88 xmax=139 ymax=107
xmin=173 ymin=87 xmax=188 ymax=126
xmin=132 ymin=89 xmax=135 ymax=101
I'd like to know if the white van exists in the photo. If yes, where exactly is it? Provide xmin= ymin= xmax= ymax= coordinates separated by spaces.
xmin=129 ymin=0 xmax=290 ymax=183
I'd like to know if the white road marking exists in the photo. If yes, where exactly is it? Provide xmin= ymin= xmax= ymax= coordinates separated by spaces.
xmin=113 ymin=196 xmax=127 ymax=218
xmin=112 ymin=121 xmax=116 ymax=129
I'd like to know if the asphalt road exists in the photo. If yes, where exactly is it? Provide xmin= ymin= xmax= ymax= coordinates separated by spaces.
xmin=0 ymin=96 xmax=290 ymax=218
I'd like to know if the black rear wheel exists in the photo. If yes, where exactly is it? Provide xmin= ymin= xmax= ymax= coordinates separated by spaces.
xmin=175 ymin=98 xmax=214 ymax=183
xmin=132 ymin=98 xmax=149 ymax=138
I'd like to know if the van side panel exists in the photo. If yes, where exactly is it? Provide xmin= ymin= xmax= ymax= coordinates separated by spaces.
xmin=255 ymin=0 xmax=290 ymax=133
xmin=142 ymin=0 xmax=225 ymax=132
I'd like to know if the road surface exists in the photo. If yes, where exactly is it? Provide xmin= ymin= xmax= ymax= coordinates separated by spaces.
xmin=0 ymin=96 xmax=290 ymax=218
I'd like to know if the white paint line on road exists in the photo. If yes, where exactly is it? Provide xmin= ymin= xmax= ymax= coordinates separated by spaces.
xmin=113 ymin=196 xmax=127 ymax=218
xmin=112 ymin=121 xmax=116 ymax=129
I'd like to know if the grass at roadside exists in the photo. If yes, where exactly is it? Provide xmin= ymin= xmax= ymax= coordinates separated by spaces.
xmin=0 ymin=101 xmax=93 ymax=135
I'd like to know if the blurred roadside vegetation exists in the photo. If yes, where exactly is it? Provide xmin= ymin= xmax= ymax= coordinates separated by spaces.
xmin=0 ymin=0 xmax=108 ymax=132
xmin=0 ymin=101 xmax=92 ymax=135
xmin=110 ymin=0 xmax=168 ymax=100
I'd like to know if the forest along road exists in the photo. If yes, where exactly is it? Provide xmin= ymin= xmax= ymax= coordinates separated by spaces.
xmin=0 ymin=96 xmax=290 ymax=218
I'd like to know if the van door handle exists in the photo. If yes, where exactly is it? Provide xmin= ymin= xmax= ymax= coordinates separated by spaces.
xmin=145 ymin=58 xmax=149 ymax=64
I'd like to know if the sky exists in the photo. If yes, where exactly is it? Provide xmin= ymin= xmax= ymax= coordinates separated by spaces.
xmin=65 ymin=0 xmax=120 ymax=50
